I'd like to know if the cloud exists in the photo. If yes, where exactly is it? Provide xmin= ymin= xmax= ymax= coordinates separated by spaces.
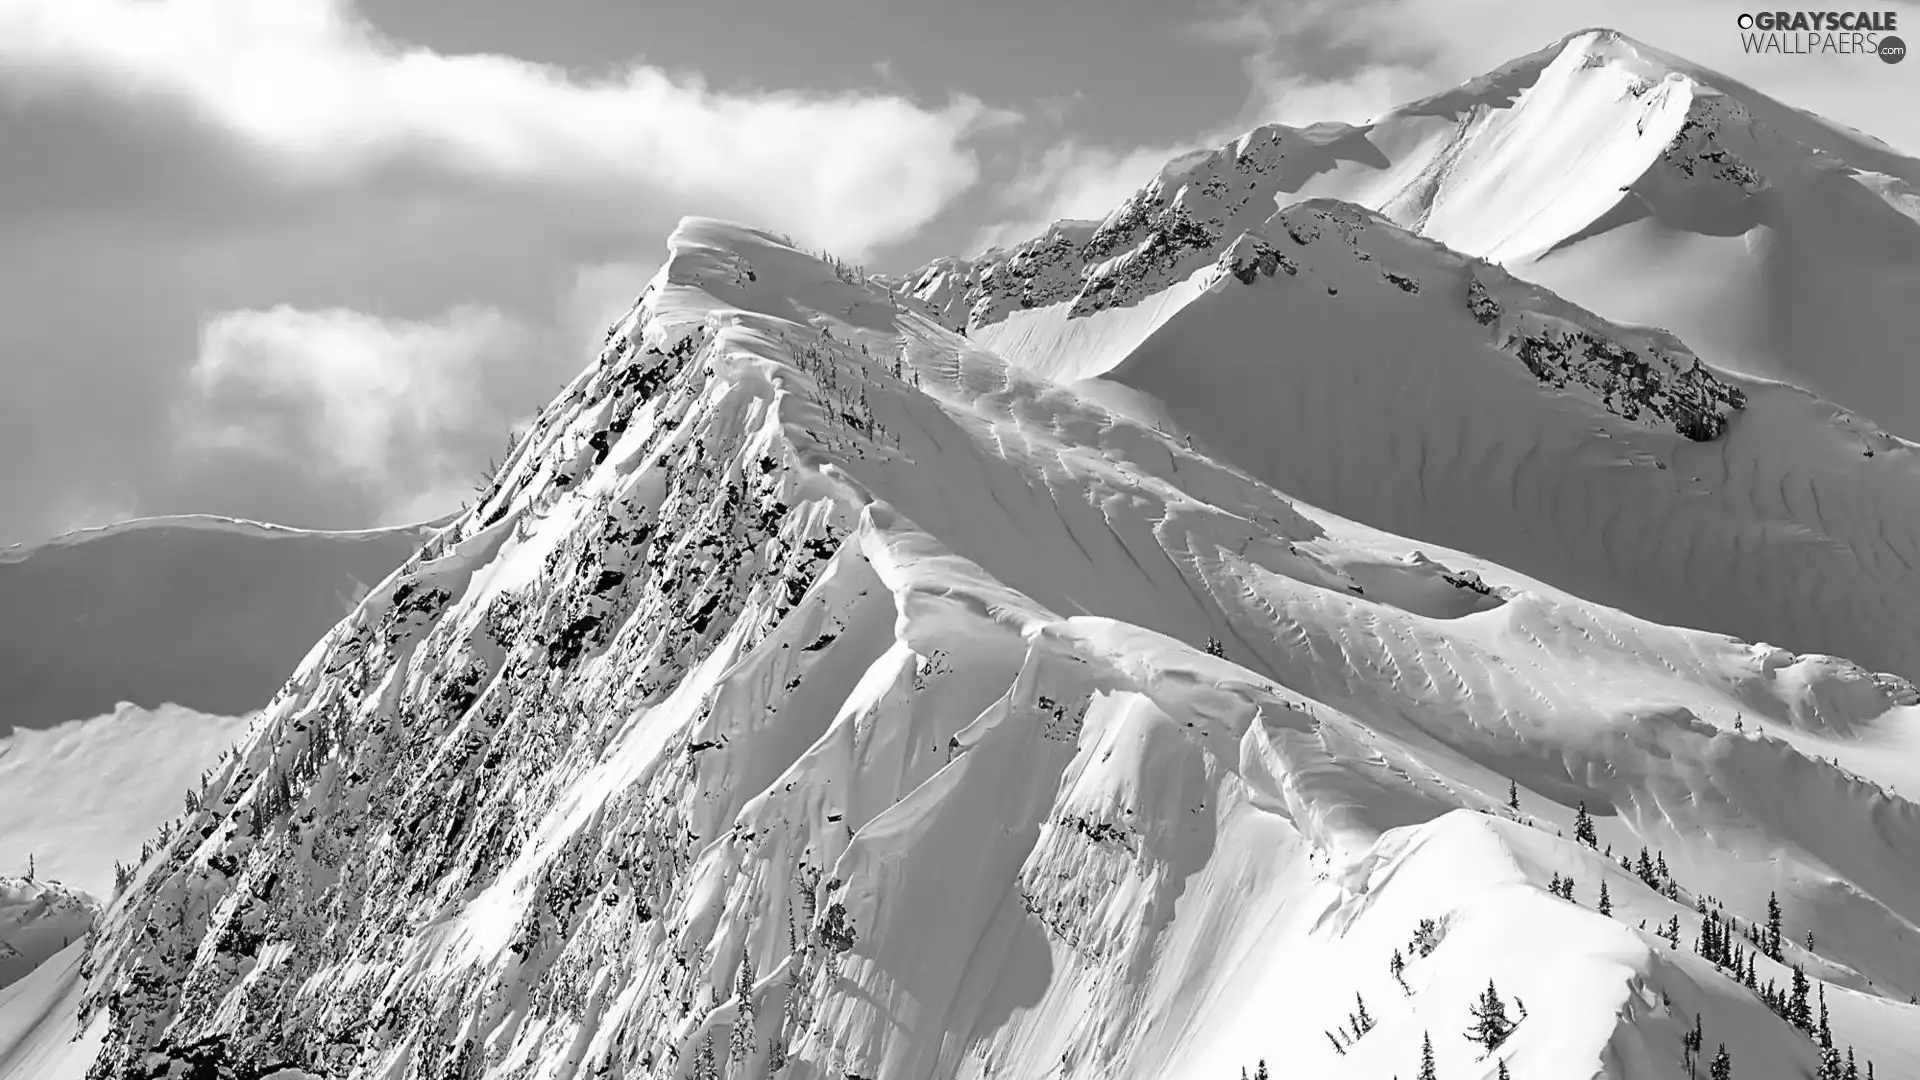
xmin=0 ymin=0 xmax=1011 ymax=545
xmin=180 ymin=305 xmax=521 ymax=519
xmin=971 ymin=140 xmax=1185 ymax=253
xmin=0 ymin=0 xmax=1009 ymax=255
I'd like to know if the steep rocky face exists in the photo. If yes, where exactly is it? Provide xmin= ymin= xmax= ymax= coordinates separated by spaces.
xmin=1201 ymin=200 xmax=1747 ymax=441
xmin=73 ymin=218 xmax=1920 ymax=1080
xmin=895 ymin=124 xmax=1366 ymax=335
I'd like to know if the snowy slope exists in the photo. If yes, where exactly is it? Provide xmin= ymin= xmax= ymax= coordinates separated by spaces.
xmin=0 ymin=515 xmax=439 ymax=734
xmin=70 ymin=213 xmax=1920 ymax=1080
xmin=0 ymin=879 xmax=95 ymax=992
xmin=0 ymin=940 xmax=98 ymax=1080
xmin=903 ymin=29 xmax=1920 ymax=440
xmin=895 ymin=60 xmax=1920 ymax=683
xmin=0 ymin=703 xmax=254 ymax=901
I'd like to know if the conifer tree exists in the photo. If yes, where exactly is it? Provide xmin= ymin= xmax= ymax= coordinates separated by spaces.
xmin=1466 ymin=980 xmax=1516 ymax=1052
xmin=1599 ymin=880 xmax=1612 ymax=916
xmin=1418 ymin=1031 xmax=1438 ymax=1080
xmin=1790 ymin=965 xmax=1813 ymax=1031
xmin=1574 ymin=802 xmax=1597 ymax=846
xmin=1508 ymin=779 xmax=1520 ymax=812
xmin=1682 ymin=1013 xmax=1704 ymax=1079
xmin=1255 ymin=1061 xmax=1270 ymax=1080
xmin=1766 ymin=892 xmax=1783 ymax=960
xmin=1497 ymin=1061 xmax=1511 ymax=1080
xmin=1353 ymin=991 xmax=1376 ymax=1036
xmin=693 ymin=1034 xmax=718 ymax=1080
xmin=1710 ymin=1043 xmax=1732 ymax=1080
xmin=729 ymin=942 xmax=757 ymax=1064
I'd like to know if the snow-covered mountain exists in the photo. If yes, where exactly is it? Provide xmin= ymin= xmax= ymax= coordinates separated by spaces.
xmin=0 ymin=704 xmax=255 ymax=902
xmin=0 ymin=878 xmax=95 ymax=991
xmin=40 ymin=28 xmax=1920 ymax=1080
xmin=907 ymin=29 xmax=1920 ymax=440
xmin=896 ymin=32 xmax=1920 ymax=683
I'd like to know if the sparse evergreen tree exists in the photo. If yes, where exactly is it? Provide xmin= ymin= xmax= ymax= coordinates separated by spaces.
xmin=1508 ymin=779 xmax=1520 ymax=812
xmin=1497 ymin=1061 xmax=1511 ymax=1080
xmin=693 ymin=1034 xmax=719 ymax=1080
xmin=1599 ymin=880 xmax=1613 ymax=916
xmin=1682 ymin=1013 xmax=1704 ymax=1079
xmin=1845 ymin=1047 xmax=1858 ymax=1080
xmin=1574 ymin=802 xmax=1597 ymax=847
xmin=1636 ymin=847 xmax=1656 ymax=886
xmin=24 ymin=853 xmax=32 ymax=880
xmin=1327 ymin=1031 xmax=1347 ymax=1055
xmin=1710 ymin=1043 xmax=1731 ymax=1080
xmin=1411 ymin=918 xmax=1441 ymax=957
xmin=729 ymin=942 xmax=757 ymax=1063
xmin=1766 ymin=892 xmax=1783 ymax=960
xmin=1254 ymin=1060 xmax=1269 ymax=1080
xmin=1819 ymin=984 xmax=1832 ymax=1051
xmin=1204 ymin=636 xmax=1225 ymax=657
xmin=1806 ymin=929 xmax=1816 ymax=953
xmin=1466 ymin=979 xmax=1516 ymax=1052
xmin=1790 ymin=965 xmax=1813 ymax=1031
xmin=1353 ymin=991 xmax=1376 ymax=1036
xmin=1418 ymin=1031 xmax=1439 ymax=1080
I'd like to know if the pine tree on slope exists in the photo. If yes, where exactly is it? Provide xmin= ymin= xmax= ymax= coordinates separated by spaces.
xmin=1598 ymin=880 xmax=1612 ymax=916
xmin=1573 ymin=802 xmax=1597 ymax=847
xmin=1790 ymin=965 xmax=1813 ymax=1031
xmin=1681 ymin=1012 xmax=1705 ymax=1079
xmin=1418 ymin=1031 xmax=1439 ymax=1080
xmin=1353 ymin=991 xmax=1376 ymax=1036
xmin=729 ymin=942 xmax=757 ymax=1064
xmin=1710 ymin=1043 xmax=1732 ymax=1080
xmin=1466 ymin=980 xmax=1516 ymax=1052
xmin=1766 ymin=891 xmax=1784 ymax=960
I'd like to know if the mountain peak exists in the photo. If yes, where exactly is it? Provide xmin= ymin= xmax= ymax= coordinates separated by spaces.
xmin=50 ymin=28 xmax=1920 ymax=1080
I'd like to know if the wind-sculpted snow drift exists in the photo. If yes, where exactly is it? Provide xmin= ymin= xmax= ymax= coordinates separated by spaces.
xmin=66 ymin=31 xmax=1920 ymax=1080
xmin=72 ymin=206 xmax=1920 ymax=1080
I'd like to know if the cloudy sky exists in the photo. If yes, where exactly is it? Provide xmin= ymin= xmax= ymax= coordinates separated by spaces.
xmin=1 ymin=0 xmax=1914 ymax=547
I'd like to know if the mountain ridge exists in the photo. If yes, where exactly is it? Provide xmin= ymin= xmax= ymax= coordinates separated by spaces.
xmin=13 ymin=27 xmax=1920 ymax=1080
xmin=900 ymin=28 xmax=1920 ymax=438
xmin=62 ymin=202 xmax=1920 ymax=1079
